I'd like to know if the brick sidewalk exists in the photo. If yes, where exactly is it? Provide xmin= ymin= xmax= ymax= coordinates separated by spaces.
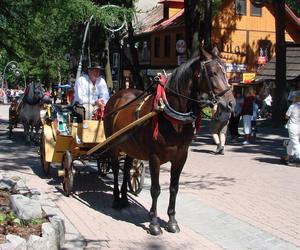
xmin=0 ymin=103 xmax=299 ymax=250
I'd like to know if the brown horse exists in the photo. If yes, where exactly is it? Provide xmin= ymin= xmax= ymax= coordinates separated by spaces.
xmin=104 ymin=48 xmax=235 ymax=235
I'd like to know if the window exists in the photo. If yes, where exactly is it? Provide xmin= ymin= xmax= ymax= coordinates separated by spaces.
xmin=154 ymin=37 xmax=160 ymax=58
xmin=236 ymin=0 xmax=246 ymax=15
xmin=250 ymin=3 xmax=262 ymax=16
xmin=164 ymin=35 xmax=171 ymax=57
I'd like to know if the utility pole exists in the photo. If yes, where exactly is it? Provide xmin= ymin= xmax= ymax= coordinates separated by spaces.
xmin=251 ymin=0 xmax=287 ymax=123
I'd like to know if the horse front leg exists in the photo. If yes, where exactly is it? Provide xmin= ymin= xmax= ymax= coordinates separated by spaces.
xmin=165 ymin=151 xmax=187 ymax=233
xmin=30 ymin=125 xmax=34 ymax=145
xmin=120 ymin=155 xmax=133 ymax=208
xmin=23 ymin=123 xmax=30 ymax=144
xmin=34 ymin=123 xmax=40 ymax=145
xmin=148 ymin=154 xmax=162 ymax=235
xmin=111 ymin=153 xmax=121 ymax=209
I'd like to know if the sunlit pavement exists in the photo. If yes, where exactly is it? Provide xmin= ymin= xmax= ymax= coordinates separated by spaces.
xmin=0 ymin=104 xmax=299 ymax=250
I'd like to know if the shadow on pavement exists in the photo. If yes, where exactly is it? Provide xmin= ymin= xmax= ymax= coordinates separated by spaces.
xmin=192 ymin=119 xmax=287 ymax=165
xmin=43 ymin=165 xmax=160 ymax=233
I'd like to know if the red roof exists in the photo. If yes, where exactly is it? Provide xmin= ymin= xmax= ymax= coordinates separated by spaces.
xmin=158 ymin=0 xmax=183 ymax=3
xmin=143 ymin=9 xmax=184 ymax=33
xmin=285 ymin=5 xmax=300 ymax=30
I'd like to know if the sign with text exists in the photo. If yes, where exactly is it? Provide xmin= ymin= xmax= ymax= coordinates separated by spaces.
xmin=257 ymin=56 xmax=267 ymax=65
xmin=225 ymin=63 xmax=246 ymax=72
xmin=242 ymin=73 xmax=256 ymax=83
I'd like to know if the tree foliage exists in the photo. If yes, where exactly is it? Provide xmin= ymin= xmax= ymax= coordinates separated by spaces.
xmin=0 ymin=0 xmax=134 ymax=86
xmin=286 ymin=0 xmax=300 ymax=17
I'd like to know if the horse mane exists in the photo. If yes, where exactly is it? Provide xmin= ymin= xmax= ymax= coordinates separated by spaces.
xmin=166 ymin=56 xmax=200 ymax=93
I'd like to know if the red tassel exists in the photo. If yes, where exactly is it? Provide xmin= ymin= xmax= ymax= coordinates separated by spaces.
xmin=152 ymin=114 xmax=159 ymax=140
xmin=195 ymin=114 xmax=202 ymax=134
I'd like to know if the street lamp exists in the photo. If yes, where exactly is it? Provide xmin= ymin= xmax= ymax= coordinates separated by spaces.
xmin=2 ymin=61 xmax=26 ymax=91
xmin=76 ymin=15 xmax=94 ymax=81
xmin=75 ymin=5 xmax=128 ymax=82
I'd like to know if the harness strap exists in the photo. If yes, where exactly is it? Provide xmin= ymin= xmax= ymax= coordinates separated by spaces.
xmin=152 ymin=74 xmax=201 ymax=140
xmin=135 ymin=95 xmax=151 ymax=120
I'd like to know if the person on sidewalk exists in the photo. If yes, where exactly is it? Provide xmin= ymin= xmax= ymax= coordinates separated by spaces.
xmin=211 ymin=103 xmax=231 ymax=155
xmin=281 ymin=91 xmax=300 ymax=166
xmin=241 ymin=90 xmax=255 ymax=145
xmin=229 ymin=91 xmax=243 ymax=141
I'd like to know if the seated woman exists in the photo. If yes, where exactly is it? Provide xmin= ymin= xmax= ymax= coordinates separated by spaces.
xmin=73 ymin=62 xmax=110 ymax=120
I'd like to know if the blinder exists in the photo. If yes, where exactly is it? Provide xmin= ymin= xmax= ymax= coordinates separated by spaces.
xmin=199 ymin=59 xmax=231 ymax=108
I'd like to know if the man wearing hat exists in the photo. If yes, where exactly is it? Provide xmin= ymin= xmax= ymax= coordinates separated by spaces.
xmin=73 ymin=62 xmax=110 ymax=119
xmin=282 ymin=90 xmax=300 ymax=165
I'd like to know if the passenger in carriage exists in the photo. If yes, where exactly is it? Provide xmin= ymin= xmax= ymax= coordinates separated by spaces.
xmin=73 ymin=62 xmax=110 ymax=120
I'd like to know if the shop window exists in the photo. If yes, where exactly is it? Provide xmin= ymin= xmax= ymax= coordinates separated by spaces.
xmin=154 ymin=37 xmax=160 ymax=58
xmin=250 ymin=3 xmax=262 ymax=16
xmin=164 ymin=35 xmax=171 ymax=57
xmin=236 ymin=0 xmax=246 ymax=15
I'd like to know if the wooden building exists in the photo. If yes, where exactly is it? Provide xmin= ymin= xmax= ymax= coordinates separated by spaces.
xmin=126 ymin=0 xmax=300 ymax=86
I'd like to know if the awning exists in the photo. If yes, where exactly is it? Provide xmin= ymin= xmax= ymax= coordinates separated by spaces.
xmin=254 ymin=44 xmax=300 ymax=82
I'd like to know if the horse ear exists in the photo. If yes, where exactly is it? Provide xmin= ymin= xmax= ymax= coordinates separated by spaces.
xmin=199 ymin=47 xmax=212 ymax=60
xmin=212 ymin=46 xmax=220 ymax=58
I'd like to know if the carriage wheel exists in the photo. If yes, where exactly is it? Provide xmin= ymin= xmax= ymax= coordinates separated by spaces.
xmin=128 ymin=159 xmax=145 ymax=195
xmin=97 ymin=158 xmax=111 ymax=177
xmin=40 ymin=133 xmax=50 ymax=176
xmin=62 ymin=150 xmax=74 ymax=197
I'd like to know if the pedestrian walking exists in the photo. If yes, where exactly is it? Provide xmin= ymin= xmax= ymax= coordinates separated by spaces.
xmin=211 ymin=103 xmax=231 ymax=155
xmin=280 ymin=90 xmax=300 ymax=165
xmin=241 ymin=90 xmax=255 ymax=144
xmin=229 ymin=91 xmax=243 ymax=141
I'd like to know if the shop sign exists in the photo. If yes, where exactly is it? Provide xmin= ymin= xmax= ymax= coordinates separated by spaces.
xmin=176 ymin=40 xmax=186 ymax=54
xmin=242 ymin=73 xmax=256 ymax=84
xmin=257 ymin=56 xmax=267 ymax=65
xmin=225 ymin=63 xmax=246 ymax=72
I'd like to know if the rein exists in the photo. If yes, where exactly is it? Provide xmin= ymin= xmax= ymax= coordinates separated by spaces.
xmin=164 ymin=59 xmax=231 ymax=108
xmin=103 ymin=81 xmax=156 ymax=118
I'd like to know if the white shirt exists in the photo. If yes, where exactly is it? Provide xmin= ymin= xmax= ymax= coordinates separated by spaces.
xmin=264 ymin=94 xmax=272 ymax=106
xmin=286 ymin=102 xmax=300 ymax=128
xmin=73 ymin=74 xmax=110 ymax=105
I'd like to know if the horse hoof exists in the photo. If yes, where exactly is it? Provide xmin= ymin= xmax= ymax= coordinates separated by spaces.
xmin=120 ymin=198 xmax=130 ymax=208
xmin=112 ymin=200 xmax=121 ymax=209
xmin=165 ymin=222 xmax=180 ymax=233
xmin=149 ymin=223 xmax=163 ymax=236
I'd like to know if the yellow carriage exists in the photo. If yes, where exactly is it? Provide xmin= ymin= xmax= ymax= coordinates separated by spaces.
xmin=39 ymin=104 xmax=150 ymax=196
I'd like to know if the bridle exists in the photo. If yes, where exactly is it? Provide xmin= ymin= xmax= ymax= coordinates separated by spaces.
xmin=164 ymin=58 xmax=231 ymax=109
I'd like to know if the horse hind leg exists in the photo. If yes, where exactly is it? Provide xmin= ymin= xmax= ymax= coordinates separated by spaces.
xmin=111 ymin=152 xmax=121 ymax=209
xmin=119 ymin=155 xmax=133 ymax=208
xmin=8 ymin=119 xmax=13 ymax=138
xmin=34 ymin=123 xmax=40 ymax=145
xmin=165 ymin=152 xmax=187 ymax=233
xmin=148 ymin=154 xmax=162 ymax=236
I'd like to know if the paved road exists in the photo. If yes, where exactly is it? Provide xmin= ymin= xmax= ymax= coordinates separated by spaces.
xmin=0 ymin=104 xmax=299 ymax=249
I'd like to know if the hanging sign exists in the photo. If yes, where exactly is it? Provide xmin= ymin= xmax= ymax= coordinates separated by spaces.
xmin=243 ymin=73 xmax=256 ymax=83
xmin=176 ymin=40 xmax=186 ymax=54
xmin=257 ymin=56 xmax=266 ymax=65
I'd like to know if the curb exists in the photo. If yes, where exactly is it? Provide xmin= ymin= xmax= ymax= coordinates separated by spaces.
xmin=0 ymin=175 xmax=84 ymax=250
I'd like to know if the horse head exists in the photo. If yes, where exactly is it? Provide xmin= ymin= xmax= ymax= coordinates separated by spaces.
xmin=24 ymin=83 xmax=45 ymax=105
xmin=196 ymin=47 xmax=235 ymax=113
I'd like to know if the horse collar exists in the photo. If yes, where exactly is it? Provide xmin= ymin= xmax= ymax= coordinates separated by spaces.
xmin=154 ymin=75 xmax=198 ymax=124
